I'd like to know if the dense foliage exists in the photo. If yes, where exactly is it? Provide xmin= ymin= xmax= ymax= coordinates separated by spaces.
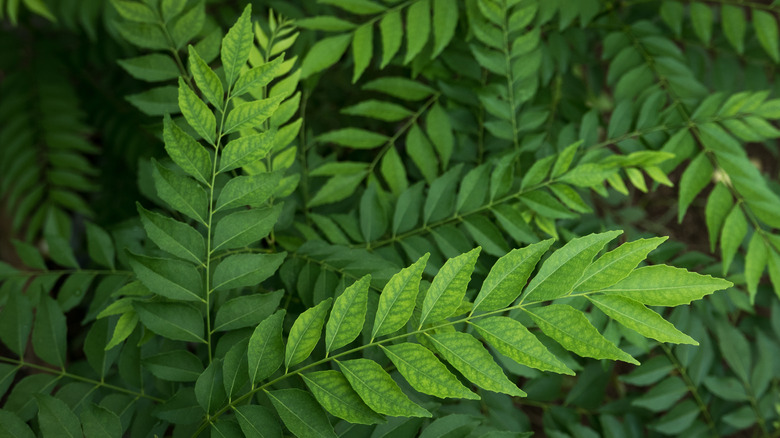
xmin=1 ymin=0 xmax=779 ymax=436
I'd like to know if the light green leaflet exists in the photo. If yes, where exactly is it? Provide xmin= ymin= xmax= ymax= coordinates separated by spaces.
xmin=522 ymin=230 xmax=622 ymax=303
xmin=266 ymin=388 xmax=337 ymax=438
xmin=427 ymin=332 xmax=525 ymax=397
xmin=188 ymin=45 xmax=223 ymax=109
xmin=588 ymin=295 xmax=697 ymax=345
xmin=381 ymin=343 xmax=478 ymax=400
xmin=419 ymin=247 xmax=480 ymax=327
xmin=472 ymin=239 xmax=553 ymax=313
xmin=601 ymin=265 xmax=733 ymax=306
xmin=470 ymin=316 xmax=573 ymax=375
xmin=219 ymin=130 xmax=275 ymax=173
xmin=163 ymin=115 xmax=211 ymax=185
xmin=337 ymin=359 xmax=431 ymax=418
xmin=128 ymin=253 xmax=203 ymax=302
xmin=223 ymin=95 xmax=283 ymax=135
xmin=233 ymin=55 xmax=285 ymax=98
xmin=152 ymin=160 xmax=208 ymax=224
xmin=177 ymin=77 xmax=216 ymax=143
xmin=574 ymin=237 xmax=667 ymax=292
xmin=215 ymin=172 xmax=282 ymax=212
xmin=372 ymin=253 xmax=429 ymax=340
xmin=285 ymin=298 xmax=332 ymax=369
xmin=137 ymin=203 xmax=205 ymax=265
xmin=301 ymin=370 xmax=385 ymax=425
xmin=526 ymin=304 xmax=638 ymax=365
xmin=248 ymin=310 xmax=285 ymax=384
xmin=221 ymin=5 xmax=253 ymax=87
xmin=325 ymin=275 xmax=370 ymax=354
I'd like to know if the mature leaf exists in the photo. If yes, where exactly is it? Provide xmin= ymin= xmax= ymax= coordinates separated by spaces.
xmin=152 ymin=160 xmax=208 ymax=224
xmin=85 ymin=223 xmax=115 ymax=270
xmin=428 ymin=332 xmax=526 ymax=396
xmin=138 ymin=203 xmax=205 ymax=264
xmin=133 ymin=302 xmax=205 ymax=343
xmin=526 ymin=304 xmax=639 ymax=364
xmin=678 ymin=152 xmax=712 ymax=222
xmin=80 ymin=404 xmax=122 ymax=438
xmin=744 ymin=232 xmax=767 ymax=304
xmin=575 ymin=237 xmax=667 ymax=292
xmin=302 ymin=370 xmax=385 ymax=425
xmin=234 ymin=405 xmax=282 ymax=438
xmin=36 ymin=395 xmax=81 ymax=437
xmin=326 ymin=275 xmax=370 ymax=354
xmin=405 ymin=0 xmax=431 ymax=63
xmin=338 ymin=358 xmax=431 ymax=417
xmin=379 ymin=10 xmax=402 ymax=68
xmin=473 ymin=239 xmax=553 ymax=313
xmin=212 ymin=204 xmax=281 ymax=251
xmin=219 ymin=131 xmax=275 ymax=173
xmin=267 ymin=388 xmax=337 ymax=438
xmin=248 ymin=310 xmax=286 ymax=384
xmin=754 ymin=10 xmax=780 ymax=62
xmin=32 ymin=296 xmax=67 ymax=368
xmin=720 ymin=205 xmax=747 ymax=274
xmin=301 ymin=34 xmax=353 ymax=78
xmin=0 ymin=410 xmax=35 ymax=438
xmin=372 ymin=253 xmax=429 ymax=339
xmin=352 ymin=24 xmax=373 ymax=82
xmin=212 ymin=253 xmax=285 ymax=292
xmin=318 ymin=128 xmax=389 ymax=149
xmin=286 ymin=298 xmax=332 ymax=369
xmin=195 ymin=359 xmax=227 ymax=413
xmin=216 ymin=172 xmax=282 ymax=212
xmin=188 ymin=46 xmax=224 ymax=109
xmin=0 ymin=292 xmax=32 ymax=357
xmin=431 ymin=0 xmax=457 ymax=58
xmin=128 ymin=252 xmax=203 ymax=302
xmin=214 ymin=290 xmax=283 ymax=332
xmin=471 ymin=316 xmax=573 ymax=375
xmin=602 ymin=265 xmax=732 ymax=306
xmin=223 ymin=96 xmax=283 ymax=134
xmin=420 ymin=247 xmax=480 ymax=326
xmin=178 ymin=78 xmax=216 ymax=143
xmin=233 ymin=55 xmax=285 ymax=97
xmin=588 ymin=295 xmax=697 ymax=344
xmin=382 ymin=343 xmax=479 ymax=399
xmin=164 ymin=114 xmax=212 ymax=186
xmin=143 ymin=350 xmax=204 ymax=382
xmin=222 ymin=5 xmax=253 ymax=87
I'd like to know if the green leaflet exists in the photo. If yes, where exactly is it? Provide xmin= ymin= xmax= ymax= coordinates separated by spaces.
xmin=219 ymin=131 xmax=275 ymax=173
xmin=326 ymin=275 xmax=370 ymax=354
xmin=720 ymin=205 xmax=747 ymax=275
xmin=352 ymin=24 xmax=372 ymax=82
xmin=426 ymin=103 xmax=454 ymax=171
xmin=85 ymin=223 xmax=115 ymax=270
xmin=317 ymin=128 xmax=389 ymax=149
xmin=137 ymin=203 xmax=206 ymax=264
xmin=248 ymin=310 xmax=285 ymax=384
xmin=177 ymin=77 xmax=216 ymax=143
xmin=0 ymin=410 xmax=34 ymax=438
xmin=574 ymin=237 xmax=667 ymax=292
xmin=419 ymin=247 xmax=480 ymax=327
xmin=105 ymin=312 xmax=138 ymax=351
xmin=744 ymin=233 xmax=767 ymax=304
xmin=302 ymin=370 xmax=385 ymax=425
xmin=405 ymin=0 xmax=430 ymax=63
xmin=285 ymin=297 xmax=332 ymax=369
xmin=267 ymin=388 xmax=337 ymax=438
xmin=472 ymin=239 xmax=553 ymax=313
xmin=142 ymin=350 xmax=204 ymax=382
xmin=223 ymin=339 xmax=249 ymax=399
xmin=301 ymin=33 xmax=353 ymax=78
xmin=470 ymin=316 xmax=573 ymax=375
xmin=133 ymin=302 xmax=205 ymax=343
xmin=0 ymin=292 xmax=32 ymax=357
xmin=32 ymin=296 xmax=67 ymax=368
xmin=588 ymin=295 xmax=697 ymax=345
xmin=431 ymin=0 xmax=457 ymax=58
xmin=754 ymin=10 xmax=780 ymax=62
xmin=234 ymin=405 xmax=282 ymax=438
xmin=221 ymin=5 xmax=253 ymax=87
xmin=677 ymin=151 xmax=712 ymax=222
xmin=195 ymin=359 xmax=226 ymax=413
xmin=337 ymin=358 xmax=431 ymax=417
xmin=212 ymin=253 xmax=285 ymax=292
xmin=223 ymin=95 xmax=283 ymax=135
xmin=36 ymin=394 xmax=81 ymax=437
xmin=212 ymin=204 xmax=281 ymax=251
xmin=522 ymin=231 xmax=622 ymax=302
xmin=188 ymin=45 xmax=223 ymax=109
xmin=372 ymin=253 xmax=429 ymax=340
xmin=428 ymin=332 xmax=526 ymax=397
xmin=128 ymin=252 xmax=204 ymax=302
xmin=381 ymin=343 xmax=479 ymax=400
xmin=213 ymin=290 xmax=283 ymax=332
xmin=526 ymin=304 xmax=639 ymax=365
xmin=80 ymin=404 xmax=122 ymax=438
xmin=233 ymin=55 xmax=285 ymax=98
xmin=152 ymin=159 xmax=208 ymax=224
xmin=379 ymin=10 xmax=402 ymax=68
xmin=216 ymin=171 xmax=282 ymax=211
xmin=602 ymin=265 xmax=733 ymax=306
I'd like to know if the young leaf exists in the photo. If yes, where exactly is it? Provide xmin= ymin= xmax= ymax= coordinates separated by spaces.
xmin=427 ymin=332 xmax=526 ymax=396
xmin=420 ymin=247 xmax=480 ymax=327
xmin=221 ymin=5 xmax=253 ymax=87
xmin=212 ymin=204 xmax=281 ymax=251
xmin=248 ymin=310 xmax=286 ymax=384
xmin=602 ymin=265 xmax=732 ymax=306
xmin=372 ymin=253 xmax=429 ymax=339
xmin=133 ymin=302 xmax=205 ymax=343
xmin=575 ymin=237 xmax=667 ymax=292
xmin=32 ymin=296 xmax=67 ymax=368
xmin=188 ymin=45 xmax=224 ymax=109
xmin=267 ymin=388 xmax=337 ymax=438
xmin=326 ymin=275 xmax=370 ymax=354
xmin=470 ymin=316 xmax=573 ymax=375
xmin=285 ymin=298 xmax=333 ymax=369
xmin=219 ymin=131 xmax=275 ymax=173
xmin=588 ymin=295 xmax=697 ymax=345
xmin=36 ymin=394 xmax=81 ymax=437
xmin=381 ymin=343 xmax=479 ymax=400
xmin=302 ymin=370 xmax=385 ymax=425
xmin=212 ymin=253 xmax=285 ymax=292
xmin=137 ymin=203 xmax=206 ymax=264
xmin=178 ymin=78 xmax=216 ymax=143
xmin=337 ymin=358 xmax=431 ymax=417
xmin=128 ymin=252 xmax=204 ymax=302
xmin=526 ymin=304 xmax=639 ymax=364
xmin=213 ymin=290 xmax=284 ymax=332
xmin=522 ymin=231 xmax=622 ymax=302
